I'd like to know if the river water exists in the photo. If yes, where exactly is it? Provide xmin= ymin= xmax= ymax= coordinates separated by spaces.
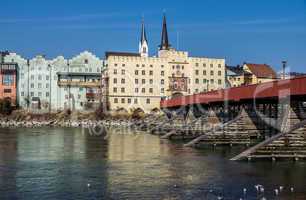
xmin=0 ymin=127 xmax=305 ymax=200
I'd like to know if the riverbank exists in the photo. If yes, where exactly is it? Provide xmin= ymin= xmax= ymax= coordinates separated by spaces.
xmin=0 ymin=110 xmax=163 ymax=129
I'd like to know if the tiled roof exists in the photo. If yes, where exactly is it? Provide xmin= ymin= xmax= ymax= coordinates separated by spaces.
xmin=226 ymin=65 xmax=244 ymax=76
xmin=245 ymin=63 xmax=277 ymax=79
xmin=105 ymin=52 xmax=141 ymax=59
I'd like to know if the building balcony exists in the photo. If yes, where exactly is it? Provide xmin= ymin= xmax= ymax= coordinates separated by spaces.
xmin=86 ymin=92 xmax=101 ymax=99
xmin=58 ymin=80 xmax=101 ymax=88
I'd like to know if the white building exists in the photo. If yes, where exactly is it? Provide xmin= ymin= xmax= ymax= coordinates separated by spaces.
xmin=102 ymin=15 xmax=226 ymax=113
xmin=4 ymin=51 xmax=103 ymax=111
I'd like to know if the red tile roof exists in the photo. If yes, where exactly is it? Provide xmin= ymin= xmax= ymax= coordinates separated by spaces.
xmin=245 ymin=63 xmax=277 ymax=79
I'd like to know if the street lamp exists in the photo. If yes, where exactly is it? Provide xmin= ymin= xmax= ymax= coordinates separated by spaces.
xmin=282 ymin=61 xmax=287 ymax=80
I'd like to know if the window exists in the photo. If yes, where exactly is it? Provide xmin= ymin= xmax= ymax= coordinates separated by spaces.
xmin=122 ymin=64 xmax=125 ymax=67
xmin=141 ymin=88 xmax=145 ymax=93
xmin=113 ymin=78 xmax=117 ymax=84
xmin=149 ymin=79 xmax=153 ymax=84
xmin=2 ymin=75 xmax=14 ymax=85
xmin=218 ymin=64 xmax=222 ymax=68
xmin=31 ymin=75 xmax=34 ymax=80
xmin=114 ymin=69 xmax=117 ymax=74
xmin=142 ymin=64 xmax=145 ymax=67
xmin=203 ymin=70 xmax=207 ymax=75
xmin=114 ymin=98 xmax=118 ymax=103
xmin=135 ymin=79 xmax=139 ymax=84
xmin=195 ymin=63 xmax=199 ymax=67
xmin=135 ymin=70 xmax=139 ymax=75
xmin=46 ymin=92 xmax=50 ymax=97
xmin=46 ymin=75 xmax=49 ymax=80
xmin=195 ymin=89 xmax=199 ymax=93
xmin=4 ymin=89 xmax=11 ymax=93
xmin=161 ymin=71 xmax=164 ymax=76
xmin=218 ymin=71 xmax=222 ymax=76
xmin=146 ymin=98 xmax=150 ymax=104
xmin=195 ymin=79 xmax=199 ymax=84
xmin=38 ymin=92 xmax=42 ymax=97
xmin=150 ymin=65 xmax=153 ymax=68
xmin=203 ymin=63 xmax=207 ymax=67
xmin=161 ymin=88 xmax=164 ymax=93
xmin=21 ymin=92 xmax=24 ymax=96
xmin=135 ymin=88 xmax=139 ymax=93
xmin=161 ymin=79 xmax=164 ymax=85
xmin=121 ymin=69 xmax=125 ymax=75
xmin=149 ymin=71 xmax=153 ymax=76
xmin=203 ymin=79 xmax=207 ymax=83
xmin=136 ymin=64 xmax=140 ymax=67
xmin=195 ymin=70 xmax=199 ymax=75
xmin=30 ymin=92 xmax=34 ymax=97
xmin=142 ymin=70 xmax=145 ymax=75
xmin=128 ymin=98 xmax=131 ymax=104
xmin=182 ymin=66 xmax=184 ymax=70
xmin=142 ymin=79 xmax=145 ymax=84
xmin=134 ymin=98 xmax=138 ymax=104
xmin=113 ymin=87 xmax=117 ymax=93
xmin=218 ymin=79 xmax=222 ymax=85
xmin=210 ymin=79 xmax=214 ymax=84
xmin=84 ymin=59 xmax=88 ymax=64
xmin=161 ymin=65 xmax=164 ymax=68
xmin=210 ymin=71 xmax=214 ymax=76
xmin=121 ymin=79 xmax=125 ymax=84
xmin=38 ymin=83 xmax=42 ymax=89
xmin=46 ymin=83 xmax=49 ymax=88
xmin=31 ymin=83 xmax=34 ymax=88
xmin=121 ymin=98 xmax=125 ymax=103
xmin=149 ymin=88 xmax=153 ymax=93
xmin=210 ymin=64 xmax=213 ymax=68
xmin=114 ymin=64 xmax=118 ymax=67
xmin=121 ymin=88 xmax=125 ymax=93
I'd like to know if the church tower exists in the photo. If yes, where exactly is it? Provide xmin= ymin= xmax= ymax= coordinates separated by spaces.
xmin=139 ymin=19 xmax=149 ymax=57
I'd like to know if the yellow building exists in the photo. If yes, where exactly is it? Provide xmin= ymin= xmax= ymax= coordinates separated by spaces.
xmin=227 ymin=63 xmax=277 ymax=87
xmin=102 ymin=15 xmax=226 ymax=113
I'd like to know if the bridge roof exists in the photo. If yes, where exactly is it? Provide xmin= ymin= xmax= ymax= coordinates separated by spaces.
xmin=161 ymin=76 xmax=306 ymax=108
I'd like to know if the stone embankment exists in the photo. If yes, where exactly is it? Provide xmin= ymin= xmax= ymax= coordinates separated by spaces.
xmin=0 ymin=110 xmax=166 ymax=129
xmin=0 ymin=119 xmax=145 ymax=128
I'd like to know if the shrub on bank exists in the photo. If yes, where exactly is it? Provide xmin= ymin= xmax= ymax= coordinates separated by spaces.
xmin=0 ymin=98 xmax=13 ymax=115
xmin=131 ymin=108 xmax=145 ymax=119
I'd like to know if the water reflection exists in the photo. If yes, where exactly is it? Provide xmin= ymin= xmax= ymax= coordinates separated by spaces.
xmin=0 ymin=128 xmax=305 ymax=199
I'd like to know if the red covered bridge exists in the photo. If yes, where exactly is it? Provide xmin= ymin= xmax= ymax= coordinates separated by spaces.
xmin=161 ymin=76 xmax=306 ymax=109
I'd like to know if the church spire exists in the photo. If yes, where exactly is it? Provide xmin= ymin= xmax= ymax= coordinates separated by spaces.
xmin=139 ymin=17 xmax=149 ymax=57
xmin=159 ymin=13 xmax=171 ymax=50
xmin=140 ymin=18 xmax=147 ymax=45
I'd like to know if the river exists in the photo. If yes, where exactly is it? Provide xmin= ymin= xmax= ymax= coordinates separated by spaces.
xmin=0 ymin=128 xmax=305 ymax=200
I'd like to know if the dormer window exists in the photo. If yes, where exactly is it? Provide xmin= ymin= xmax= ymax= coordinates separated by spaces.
xmin=84 ymin=59 xmax=88 ymax=64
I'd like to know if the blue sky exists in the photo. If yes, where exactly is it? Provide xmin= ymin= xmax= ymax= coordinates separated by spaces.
xmin=1 ymin=0 xmax=306 ymax=72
